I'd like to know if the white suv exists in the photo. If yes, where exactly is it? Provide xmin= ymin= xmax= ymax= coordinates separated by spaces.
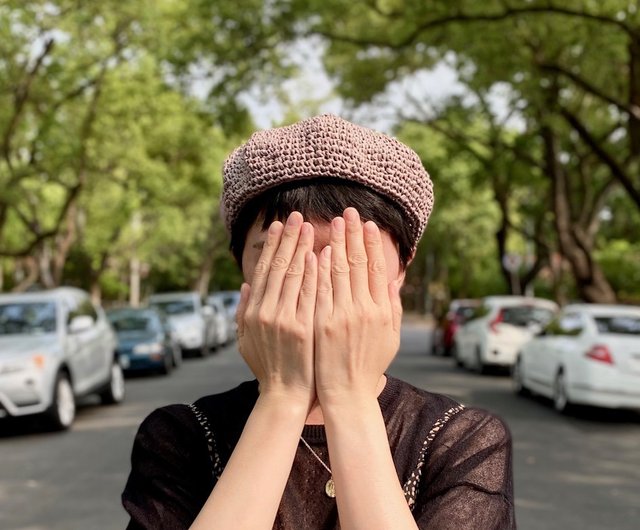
xmin=0 ymin=288 xmax=125 ymax=430
xmin=454 ymin=296 xmax=558 ymax=373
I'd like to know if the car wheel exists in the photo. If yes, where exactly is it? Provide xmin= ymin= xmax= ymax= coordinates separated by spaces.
xmin=475 ymin=347 xmax=487 ymax=375
xmin=159 ymin=350 xmax=173 ymax=376
xmin=172 ymin=344 xmax=183 ymax=368
xmin=45 ymin=371 xmax=76 ymax=431
xmin=513 ymin=357 xmax=530 ymax=396
xmin=553 ymin=370 xmax=572 ymax=414
xmin=100 ymin=359 xmax=125 ymax=405
xmin=198 ymin=342 xmax=209 ymax=357
xmin=452 ymin=344 xmax=464 ymax=368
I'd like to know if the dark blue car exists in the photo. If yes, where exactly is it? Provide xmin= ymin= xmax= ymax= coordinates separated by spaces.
xmin=107 ymin=308 xmax=181 ymax=375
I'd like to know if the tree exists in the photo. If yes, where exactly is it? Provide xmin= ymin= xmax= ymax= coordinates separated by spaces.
xmin=281 ymin=0 xmax=640 ymax=302
xmin=0 ymin=0 xmax=290 ymax=297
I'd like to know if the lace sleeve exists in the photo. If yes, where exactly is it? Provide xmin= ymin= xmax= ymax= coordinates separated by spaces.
xmin=412 ymin=408 xmax=516 ymax=530
xmin=122 ymin=406 xmax=214 ymax=530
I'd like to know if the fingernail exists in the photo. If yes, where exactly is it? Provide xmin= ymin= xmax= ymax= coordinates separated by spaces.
xmin=344 ymin=208 xmax=359 ymax=223
xmin=287 ymin=212 xmax=302 ymax=227
xmin=364 ymin=221 xmax=379 ymax=235
xmin=332 ymin=217 xmax=345 ymax=232
xmin=306 ymin=251 xmax=315 ymax=265
xmin=269 ymin=221 xmax=283 ymax=235
xmin=322 ymin=246 xmax=332 ymax=259
xmin=301 ymin=222 xmax=312 ymax=236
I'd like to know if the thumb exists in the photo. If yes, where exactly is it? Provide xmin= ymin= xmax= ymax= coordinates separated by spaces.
xmin=388 ymin=279 xmax=403 ymax=334
xmin=236 ymin=283 xmax=250 ymax=339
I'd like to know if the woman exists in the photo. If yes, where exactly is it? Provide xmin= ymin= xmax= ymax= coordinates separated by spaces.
xmin=122 ymin=115 xmax=516 ymax=529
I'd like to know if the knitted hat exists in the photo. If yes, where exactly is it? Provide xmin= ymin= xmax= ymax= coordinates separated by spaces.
xmin=222 ymin=114 xmax=433 ymax=252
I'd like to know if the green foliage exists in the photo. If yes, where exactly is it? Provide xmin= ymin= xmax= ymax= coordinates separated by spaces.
xmin=0 ymin=0 xmax=287 ymax=299
xmin=283 ymin=0 xmax=640 ymax=304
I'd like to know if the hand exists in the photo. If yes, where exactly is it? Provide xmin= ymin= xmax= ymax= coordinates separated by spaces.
xmin=314 ymin=207 xmax=403 ymax=405
xmin=236 ymin=212 xmax=318 ymax=410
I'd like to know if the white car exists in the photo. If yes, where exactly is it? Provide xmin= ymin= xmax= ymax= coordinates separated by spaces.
xmin=148 ymin=292 xmax=216 ymax=356
xmin=215 ymin=290 xmax=241 ymax=337
xmin=454 ymin=296 xmax=558 ymax=373
xmin=514 ymin=304 xmax=640 ymax=413
xmin=206 ymin=295 xmax=230 ymax=347
xmin=0 ymin=288 xmax=124 ymax=430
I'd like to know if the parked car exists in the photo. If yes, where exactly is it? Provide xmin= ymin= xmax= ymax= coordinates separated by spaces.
xmin=213 ymin=290 xmax=241 ymax=337
xmin=431 ymin=299 xmax=481 ymax=356
xmin=0 ymin=288 xmax=124 ymax=430
xmin=148 ymin=292 xmax=216 ymax=356
xmin=107 ymin=307 xmax=181 ymax=375
xmin=454 ymin=296 xmax=558 ymax=373
xmin=206 ymin=294 xmax=231 ymax=347
xmin=514 ymin=304 xmax=640 ymax=413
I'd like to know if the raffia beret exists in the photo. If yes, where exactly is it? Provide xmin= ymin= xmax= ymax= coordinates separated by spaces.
xmin=222 ymin=114 xmax=433 ymax=252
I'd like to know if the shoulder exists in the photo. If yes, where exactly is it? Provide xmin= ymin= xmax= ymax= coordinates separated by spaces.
xmin=193 ymin=379 xmax=259 ymax=415
xmin=435 ymin=407 xmax=512 ymax=450
xmin=133 ymin=379 xmax=257 ymax=453
xmin=385 ymin=376 xmax=463 ymax=426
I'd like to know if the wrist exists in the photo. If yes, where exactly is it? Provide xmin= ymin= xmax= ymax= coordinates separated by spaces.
xmin=256 ymin=387 xmax=313 ymax=419
xmin=319 ymin=391 xmax=381 ymax=421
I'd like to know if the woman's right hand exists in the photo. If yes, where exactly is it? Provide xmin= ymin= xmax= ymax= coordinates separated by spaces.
xmin=235 ymin=211 xmax=318 ymax=411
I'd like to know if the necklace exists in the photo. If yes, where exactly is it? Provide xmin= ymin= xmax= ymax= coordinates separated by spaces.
xmin=299 ymin=437 xmax=336 ymax=498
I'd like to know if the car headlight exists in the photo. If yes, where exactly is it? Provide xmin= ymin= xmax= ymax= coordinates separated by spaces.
xmin=133 ymin=342 xmax=163 ymax=355
xmin=0 ymin=354 xmax=46 ymax=374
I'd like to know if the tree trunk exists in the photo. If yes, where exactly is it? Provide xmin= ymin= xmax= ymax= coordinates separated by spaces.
xmin=130 ymin=256 xmax=141 ymax=307
xmin=89 ymin=279 xmax=101 ymax=305
xmin=12 ymin=257 xmax=39 ymax=292
xmin=542 ymin=125 xmax=617 ymax=303
xmin=628 ymin=35 xmax=640 ymax=156
xmin=38 ymin=244 xmax=55 ymax=288
xmin=194 ymin=210 xmax=225 ymax=298
xmin=493 ymin=189 xmax=518 ymax=294
xmin=52 ymin=202 xmax=78 ymax=285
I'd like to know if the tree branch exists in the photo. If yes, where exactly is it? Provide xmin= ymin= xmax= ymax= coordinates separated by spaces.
xmin=540 ymin=62 xmax=640 ymax=120
xmin=560 ymin=106 xmax=640 ymax=208
xmin=315 ymin=4 xmax=635 ymax=49
xmin=1 ymin=38 xmax=55 ymax=173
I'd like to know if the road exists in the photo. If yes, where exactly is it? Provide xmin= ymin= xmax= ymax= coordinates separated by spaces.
xmin=1 ymin=319 xmax=639 ymax=530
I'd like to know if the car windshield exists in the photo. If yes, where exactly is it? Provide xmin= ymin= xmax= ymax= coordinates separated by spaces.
xmin=151 ymin=300 xmax=195 ymax=315
xmin=454 ymin=306 xmax=477 ymax=323
xmin=501 ymin=306 xmax=555 ymax=327
xmin=595 ymin=316 xmax=640 ymax=336
xmin=0 ymin=302 xmax=57 ymax=335
xmin=222 ymin=294 xmax=239 ymax=309
xmin=109 ymin=314 xmax=154 ymax=333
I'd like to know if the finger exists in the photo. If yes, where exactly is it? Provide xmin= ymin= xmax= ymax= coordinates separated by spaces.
xmin=344 ymin=207 xmax=370 ymax=302
xmin=363 ymin=221 xmax=389 ymax=305
xmin=236 ymin=282 xmax=250 ymax=339
xmin=388 ymin=279 xmax=403 ymax=333
xmin=315 ymin=245 xmax=333 ymax=320
xmin=250 ymin=221 xmax=284 ymax=305
xmin=329 ymin=216 xmax=351 ymax=305
xmin=262 ymin=211 xmax=304 ymax=308
xmin=280 ymin=222 xmax=314 ymax=311
xmin=297 ymin=250 xmax=318 ymax=323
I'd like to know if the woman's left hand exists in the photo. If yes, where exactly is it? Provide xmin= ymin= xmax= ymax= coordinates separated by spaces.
xmin=314 ymin=207 xmax=403 ymax=406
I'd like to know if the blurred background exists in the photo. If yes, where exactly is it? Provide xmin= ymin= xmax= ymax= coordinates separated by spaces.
xmin=1 ymin=1 xmax=639 ymax=529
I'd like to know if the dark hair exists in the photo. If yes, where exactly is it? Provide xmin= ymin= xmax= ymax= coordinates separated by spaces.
xmin=229 ymin=178 xmax=413 ymax=269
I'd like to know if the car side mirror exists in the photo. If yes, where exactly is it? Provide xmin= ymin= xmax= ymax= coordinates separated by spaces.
xmin=69 ymin=315 xmax=94 ymax=334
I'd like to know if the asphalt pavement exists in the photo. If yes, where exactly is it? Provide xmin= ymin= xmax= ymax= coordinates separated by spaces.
xmin=1 ymin=319 xmax=639 ymax=530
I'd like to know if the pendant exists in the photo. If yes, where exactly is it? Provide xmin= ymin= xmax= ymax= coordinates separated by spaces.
xmin=325 ymin=478 xmax=336 ymax=498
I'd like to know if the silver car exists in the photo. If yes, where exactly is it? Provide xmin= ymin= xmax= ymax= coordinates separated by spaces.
xmin=148 ymin=292 xmax=216 ymax=356
xmin=0 ymin=288 xmax=125 ymax=430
